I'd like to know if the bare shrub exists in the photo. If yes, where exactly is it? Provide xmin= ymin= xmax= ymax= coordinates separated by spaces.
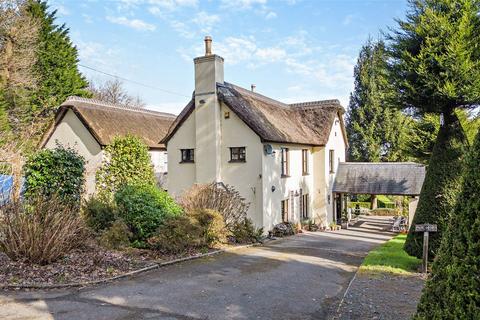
xmin=178 ymin=182 xmax=249 ymax=231
xmin=0 ymin=196 xmax=87 ymax=265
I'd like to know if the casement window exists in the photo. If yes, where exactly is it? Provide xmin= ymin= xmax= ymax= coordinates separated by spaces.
xmin=301 ymin=194 xmax=309 ymax=219
xmin=281 ymin=147 xmax=289 ymax=177
xmin=180 ymin=149 xmax=194 ymax=163
xmin=302 ymin=149 xmax=309 ymax=175
xmin=229 ymin=147 xmax=246 ymax=162
xmin=281 ymin=199 xmax=289 ymax=222
xmin=329 ymin=149 xmax=335 ymax=173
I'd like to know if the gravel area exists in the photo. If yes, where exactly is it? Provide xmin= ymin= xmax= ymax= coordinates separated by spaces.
xmin=335 ymin=271 xmax=426 ymax=320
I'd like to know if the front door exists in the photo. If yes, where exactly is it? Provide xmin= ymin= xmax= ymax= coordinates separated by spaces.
xmin=335 ymin=193 xmax=342 ymax=224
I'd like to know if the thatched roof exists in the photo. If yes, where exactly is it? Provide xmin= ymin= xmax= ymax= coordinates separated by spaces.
xmin=42 ymin=96 xmax=176 ymax=150
xmin=162 ymin=82 xmax=347 ymax=146
xmin=332 ymin=162 xmax=426 ymax=195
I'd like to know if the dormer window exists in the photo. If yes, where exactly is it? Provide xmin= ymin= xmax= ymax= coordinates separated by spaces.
xmin=180 ymin=149 xmax=194 ymax=163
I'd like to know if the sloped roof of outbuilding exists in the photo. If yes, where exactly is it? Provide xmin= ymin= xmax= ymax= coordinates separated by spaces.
xmin=42 ymin=96 xmax=176 ymax=149
xmin=332 ymin=162 xmax=426 ymax=195
xmin=162 ymin=82 xmax=347 ymax=146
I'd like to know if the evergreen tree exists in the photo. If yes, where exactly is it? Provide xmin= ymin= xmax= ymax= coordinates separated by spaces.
xmin=414 ymin=128 xmax=480 ymax=319
xmin=404 ymin=112 xmax=468 ymax=258
xmin=389 ymin=0 xmax=479 ymax=258
xmin=26 ymin=0 xmax=89 ymax=121
xmin=405 ymin=114 xmax=440 ymax=164
xmin=346 ymin=39 xmax=409 ymax=162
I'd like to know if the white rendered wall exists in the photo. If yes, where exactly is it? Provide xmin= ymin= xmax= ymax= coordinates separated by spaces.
xmin=323 ymin=115 xmax=347 ymax=223
xmin=219 ymin=103 xmax=264 ymax=228
xmin=44 ymin=109 xmax=103 ymax=197
xmin=149 ymin=150 xmax=168 ymax=188
xmin=167 ymin=111 xmax=197 ymax=197
xmin=262 ymin=144 xmax=314 ymax=231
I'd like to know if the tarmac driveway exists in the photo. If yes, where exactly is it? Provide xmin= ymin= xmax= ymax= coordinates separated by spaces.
xmin=0 ymin=216 xmax=394 ymax=320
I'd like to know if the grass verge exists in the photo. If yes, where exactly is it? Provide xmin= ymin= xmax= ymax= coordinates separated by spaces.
xmin=359 ymin=234 xmax=421 ymax=275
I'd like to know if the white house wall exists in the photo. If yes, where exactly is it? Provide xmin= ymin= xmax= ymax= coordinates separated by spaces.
xmin=44 ymin=109 xmax=103 ymax=196
xmin=323 ymin=114 xmax=347 ymax=222
xmin=149 ymin=150 xmax=168 ymax=188
xmin=262 ymin=144 xmax=314 ymax=231
xmin=219 ymin=102 xmax=264 ymax=228
xmin=167 ymin=110 xmax=197 ymax=197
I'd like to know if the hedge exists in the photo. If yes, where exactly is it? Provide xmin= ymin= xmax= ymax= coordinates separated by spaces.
xmin=414 ymin=126 xmax=480 ymax=319
xmin=404 ymin=112 xmax=468 ymax=259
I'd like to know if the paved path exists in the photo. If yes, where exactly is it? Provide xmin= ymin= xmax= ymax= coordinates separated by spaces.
xmin=0 ymin=216 xmax=394 ymax=320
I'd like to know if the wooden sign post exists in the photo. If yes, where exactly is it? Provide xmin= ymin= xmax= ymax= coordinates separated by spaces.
xmin=415 ymin=224 xmax=437 ymax=273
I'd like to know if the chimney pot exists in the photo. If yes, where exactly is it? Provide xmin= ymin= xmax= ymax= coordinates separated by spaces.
xmin=204 ymin=36 xmax=212 ymax=56
xmin=251 ymin=84 xmax=256 ymax=92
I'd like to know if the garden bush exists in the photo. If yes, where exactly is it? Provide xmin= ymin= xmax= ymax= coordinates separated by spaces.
xmin=99 ymin=219 xmax=132 ymax=250
xmin=414 ymin=127 xmax=480 ymax=319
xmin=148 ymin=214 xmax=203 ymax=253
xmin=272 ymin=222 xmax=295 ymax=237
xmin=404 ymin=113 xmax=468 ymax=259
xmin=230 ymin=218 xmax=264 ymax=244
xmin=115 ymin=183 xmax=182 ymax=244
xmin=82 ymin=196 xmax=116 ymax=232
xmin=96 ymin=135 xmax=156 ymax=198
xmin=0 ymin=196 xmax=86 ymax=265
xmin=190 ymin=209 xmax=227 ymax=245
xmin=24 ymin=146 xmax=85 ymax=206
xmin=179 ymin=182 xmax=249 ymax=231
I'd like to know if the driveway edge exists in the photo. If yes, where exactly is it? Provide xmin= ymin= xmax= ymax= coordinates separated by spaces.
xmin=0 ymin=241 xmax=268 ymax=290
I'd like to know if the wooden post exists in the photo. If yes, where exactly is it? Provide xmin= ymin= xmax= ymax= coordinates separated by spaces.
xmin=415 ymin=224 xmax=437 ymax=274
xmin=422 ymin=231 xmax=429 ymax=273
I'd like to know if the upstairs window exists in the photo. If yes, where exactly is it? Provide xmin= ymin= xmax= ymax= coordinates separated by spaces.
xmin=180 ymin=149 xmax=194 ymax=163
xmin=281 ymin=148 xmax=289 ymax=177
xmin=329 ymin=149 xmax=335 ymax=173
xmin=302 ymin=149 xmax=309 ymax=175
xmin=230 ymin=147 xmax=246 ymax=162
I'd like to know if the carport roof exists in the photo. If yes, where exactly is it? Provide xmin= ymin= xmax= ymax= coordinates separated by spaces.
xmin=332 ymin=162 xmax=426 ymax=196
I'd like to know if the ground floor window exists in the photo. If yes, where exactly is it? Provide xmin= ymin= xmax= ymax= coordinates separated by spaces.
xmin=281 ymin=199 xmax=289 ymax=222
xmin=301 ymin=194 xmax=309 ymax=219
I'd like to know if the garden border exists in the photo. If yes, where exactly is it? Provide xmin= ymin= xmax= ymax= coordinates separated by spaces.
xmin=0 ymin=240 xmax=270 ymax=290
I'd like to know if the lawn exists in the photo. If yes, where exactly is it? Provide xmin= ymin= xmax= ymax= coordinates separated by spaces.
xmin=359 ymin=234 xmax=421 ymax=275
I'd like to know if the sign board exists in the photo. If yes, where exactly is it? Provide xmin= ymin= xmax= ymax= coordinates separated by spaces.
xmin=415 ymin=224 xmax=437 ymax=232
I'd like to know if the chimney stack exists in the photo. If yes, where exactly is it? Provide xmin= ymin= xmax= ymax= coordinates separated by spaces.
xmin=251 ymin=84 xmax=256 ymax=92
xmin=204 ymin=36 xmax=212 ymax=56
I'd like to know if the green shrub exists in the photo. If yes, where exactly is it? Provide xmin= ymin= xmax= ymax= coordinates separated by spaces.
xmin=148 ymin=214 xmax=203 ymax=253
xmin=347 ymin=201 xmax=371 ymax=209
xmin=230 ymin=218 xmax=263 ymax=244
xmin=190 ymin=209 xmax=227 ymax=245
xmin=115 ymin=184 xmax=182 ymax=243
xmin=414 ymin=127 xmax=480 ymax=319
xmin=99 ymin=219 xmax=132 ymax=249
xmin=82 ymin=196 xmax=116 ymax=232
xmin=404 ymin=113 xmax=468 ymax=259
xmin=370 ymin=208 xmax=399 ymax=216
xmin=96 ymin=135 xmax=156 ymax=198
xmin=24 ymin=146 xmax=85 ymax=205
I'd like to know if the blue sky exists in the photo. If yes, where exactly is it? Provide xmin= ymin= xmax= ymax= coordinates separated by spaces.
xmin=49 ymin=0 xmax=408 ymax=114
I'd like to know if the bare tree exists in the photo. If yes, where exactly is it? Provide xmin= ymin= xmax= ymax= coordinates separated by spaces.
xmin=88 ymin=78 xmax=146 ymax=109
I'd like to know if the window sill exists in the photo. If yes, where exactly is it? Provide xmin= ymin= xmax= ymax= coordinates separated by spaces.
xmin=229 ymin=160 xmax=246 ymax=163
xmin=281 ymin=174 xmax=290 ymax=178
xmin=180 ymin=160 xmax=194 ymax=164
xmin=302 ymin=172 xmax=310 ymax=176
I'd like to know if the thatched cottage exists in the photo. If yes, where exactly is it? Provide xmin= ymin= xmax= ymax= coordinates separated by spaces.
xmin=41 ymin=97 xmax=176 ymax=195
xmin=161 ymin=37 xmax=348 ymax=230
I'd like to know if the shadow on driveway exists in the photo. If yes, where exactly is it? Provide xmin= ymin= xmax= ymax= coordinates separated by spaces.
xmin=0 ymin=216 xmax=394 ymax=320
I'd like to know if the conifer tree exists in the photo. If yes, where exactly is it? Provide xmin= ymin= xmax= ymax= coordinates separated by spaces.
xmin=404 ymin=112 xmax=468 ymax=258
xmin=26 ymin=0 xmax=89 ymax=121
xmin=414 ymin=128 xmax=480 ymax=319
xmin=346 ymin=39 xmax=409 ymax=162
xmin=389 ymin=0 xmax=479 ymax=258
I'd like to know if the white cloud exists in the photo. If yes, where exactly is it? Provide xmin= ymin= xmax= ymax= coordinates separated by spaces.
xmin=265 ymin=11 xmax=277 ymax=19
xmin=255 ymin=47 xmax=286 ymax=62
xmin=220 ymin=0 xmax=267 ymax=9
xmin=191 ymin=11 xmax=221 ymax=34
xmin=147 ymin=0 xmax=197 ymax=11
xmin=343 ymin=14 xmax=354 ymax=26
xmin=106 ymin=16 xmax=156 ymax=31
